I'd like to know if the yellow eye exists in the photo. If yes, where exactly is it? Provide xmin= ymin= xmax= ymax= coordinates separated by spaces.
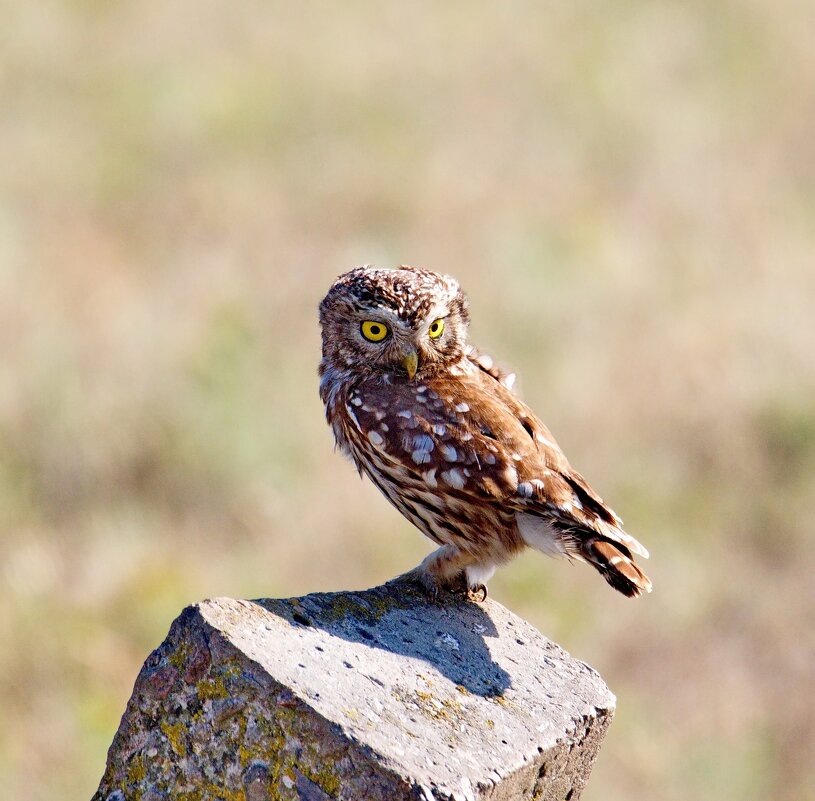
xmin=361 ymin=320 xmax=389 ymax=342
xmin=428 ymin=318 xmax=445 ymax=339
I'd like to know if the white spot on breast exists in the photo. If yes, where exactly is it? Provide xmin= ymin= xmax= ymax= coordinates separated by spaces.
xmin=397 ymin=410 xmax=413 ymax=419
xmin=423 ymin=468 xmax=438 ymax=487
xmin=433 ymin=424 xmax=447 ymax=436
xmin=460 ymin=431 xmax=472 ymax=441
xmin=368 ymin=430 xmax=384 ymax=447
xmin=416 ymin=385 xmax=428 ymax=393
xmin=530 ymin=479 xmax=546 ymax=491
xmin=351 ymin=396 xmax=363 ymax=407
xmin=375 ymin=410 xmax=386 ymax=421
xmin=440 ymin=444 xmax=458 ymax=462
xmin=511 ymin=453 xmax=522 ymax=461
xmin=380 ymin=423 xmax=389 ymax=432
xmin=483 ymin=452 xmax=496 ymax=465
xmin=455 ymin=402 xmax=470 ymax=413
xmin=441 ymin=468 xmax=466 ymax=489
xmin=412 ymin=450 xmax=432 ymax=465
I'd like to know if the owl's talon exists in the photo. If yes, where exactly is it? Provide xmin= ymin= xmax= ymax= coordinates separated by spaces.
xmin=467 ymin=583 xmax=488 ymax=603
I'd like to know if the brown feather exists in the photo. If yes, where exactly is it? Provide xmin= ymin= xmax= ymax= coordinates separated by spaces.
xmin=582 ymin=538 xmax=653 ymax=597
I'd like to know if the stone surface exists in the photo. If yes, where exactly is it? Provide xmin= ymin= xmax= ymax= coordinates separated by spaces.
xmin=94 ymin=580 xmax=615 ymax=801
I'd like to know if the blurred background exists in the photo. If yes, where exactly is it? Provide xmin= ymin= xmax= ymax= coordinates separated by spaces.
xmin=2 ymin=2 xmax=814 ymax=799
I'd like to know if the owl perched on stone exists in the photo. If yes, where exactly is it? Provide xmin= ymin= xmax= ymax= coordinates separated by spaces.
xmin=319 ymin=265 xmax=651 ymax=599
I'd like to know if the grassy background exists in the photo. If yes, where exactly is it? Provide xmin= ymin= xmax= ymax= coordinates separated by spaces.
xmin=2 ymin=2 xmax=814 ymax=799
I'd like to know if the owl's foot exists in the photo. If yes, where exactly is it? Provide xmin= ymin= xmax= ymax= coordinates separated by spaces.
xmin=400 ymin=545 xmax=472 ymax=599
xmin=464 ymin=561 xmax=495 ymax=603
xmin=400 ymin=546 xmax=494 ymax=602
xmin=399 ymin=564 xmax=460 ymax=599
xmin=401 ymin=569 xmax=488 ymax=603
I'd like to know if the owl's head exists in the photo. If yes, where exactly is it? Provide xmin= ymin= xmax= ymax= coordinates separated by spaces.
xmin=319 ymin=265 xmax=470 ymax=379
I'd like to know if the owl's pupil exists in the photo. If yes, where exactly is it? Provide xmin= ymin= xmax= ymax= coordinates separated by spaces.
xmin=371 ymin=325 xmax=380 ymax=335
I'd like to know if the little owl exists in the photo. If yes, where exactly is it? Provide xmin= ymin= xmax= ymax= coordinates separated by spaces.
xmin=319 ymin=265 xmax=651 ymax=599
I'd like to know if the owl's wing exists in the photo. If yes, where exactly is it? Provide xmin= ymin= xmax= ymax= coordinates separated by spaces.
xmin=348 ymin=365 xmax=648 ymax=561
xmin=462 ymin=369 xmax=649 ymax=560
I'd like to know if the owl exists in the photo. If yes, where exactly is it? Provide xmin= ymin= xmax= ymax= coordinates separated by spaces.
xmin=318 ymin=265 xmax=651 ymax=599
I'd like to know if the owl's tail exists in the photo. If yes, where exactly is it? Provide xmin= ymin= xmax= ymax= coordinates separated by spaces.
xmin=581 ymin=537 xmax=652 ymax=597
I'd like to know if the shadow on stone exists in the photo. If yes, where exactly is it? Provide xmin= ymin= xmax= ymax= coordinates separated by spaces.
xmin=251 ymin=578 xmax=511 ymax=697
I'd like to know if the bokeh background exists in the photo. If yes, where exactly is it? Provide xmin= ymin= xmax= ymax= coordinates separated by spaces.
xmin=2 ymin=2 xmax=814 ymax=799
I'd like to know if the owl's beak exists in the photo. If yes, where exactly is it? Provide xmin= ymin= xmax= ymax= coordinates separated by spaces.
xmin=402 ymin=349 xmax=419 ymax=380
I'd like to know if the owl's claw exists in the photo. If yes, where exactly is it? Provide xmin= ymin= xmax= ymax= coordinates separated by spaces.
xmin=467 ymin=583 xmax=488 ymax=603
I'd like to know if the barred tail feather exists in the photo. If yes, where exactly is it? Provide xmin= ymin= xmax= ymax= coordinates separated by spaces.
xmin=584 ymin=538 xmax=652 ymax=598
